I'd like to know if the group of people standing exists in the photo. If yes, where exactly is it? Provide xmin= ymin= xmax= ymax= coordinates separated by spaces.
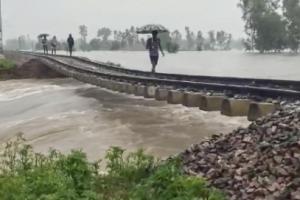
xmin=40 ymin=30 xmax=164 ymax=73
xmin=41 ymin=34 xmax=75 ymax=56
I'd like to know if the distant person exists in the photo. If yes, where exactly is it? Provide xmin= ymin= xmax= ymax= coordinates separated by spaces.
xmin=67 ymin=34 xmax=74 ymax=56
xmin=51 ymin=36 xmax=58 ymax=55
xmin=146 ymin=31 xmax=164 ymax=73
xmin=42 ymin=36 xmax=48 ymax=55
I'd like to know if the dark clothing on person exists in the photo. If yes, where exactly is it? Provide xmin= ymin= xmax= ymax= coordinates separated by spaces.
xmin=42 ymin=38 xmax=48 ymax=54
xmin=150 ymin=55 xmax=159 ymax=66
xmin=146 ymin=38 xmax=161 ymax=57
xmin=51 ymin=37 xmax=57 ymax=55
xmin=51 ymin=45 xmax=56 ymax=55
xmin=146 ymin=36 xmax=163 ymax=73
xmin=67 ymin=35 xmax=74 ymax=56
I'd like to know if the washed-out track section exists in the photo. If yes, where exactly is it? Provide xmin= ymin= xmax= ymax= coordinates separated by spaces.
xmin=20 ymin=51 xmax=300 ymax=121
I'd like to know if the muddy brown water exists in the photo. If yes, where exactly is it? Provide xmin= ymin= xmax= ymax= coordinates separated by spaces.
xmin=0 ymin=78 xmax=249 ymax=160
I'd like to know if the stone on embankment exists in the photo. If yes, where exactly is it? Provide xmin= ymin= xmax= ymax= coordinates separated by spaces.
xmin=155 ymin=88 xmax=169 ymax=101
xmin=221 ymin=98 xmax=251 ymax=117
xmin=182 ymin=106 xmax=300 ymax=200
xmin=182 ymin=92 xmax=203 ymax=107
xmin=167 ymin=90 xmax=184 ymax=104
xmin=248 ymin=102 xmax=278 ymax=121
xmin=199 ymin=95 xmax=224 ymax=111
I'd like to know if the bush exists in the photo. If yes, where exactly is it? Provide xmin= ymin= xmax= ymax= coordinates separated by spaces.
xmin=0 ymin=59 xmax=15 ymax=70
xmin=0 ymin=137 xmax=98 ymax=200
xmin=166 ymin=42 xmax=180 ymax=53
xmin=110 ymin=41 xmax=121 ymax=50
xmin=0 ymin=137 xmax=226 ymax=200
xmin=131 ymin=158 xmax=225 ymax=200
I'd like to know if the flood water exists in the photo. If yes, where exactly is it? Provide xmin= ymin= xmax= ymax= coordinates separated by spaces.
xmin=58 ymin=50 xmax=300 ymax=80
xmin=0 ymin=78 xmax=249 ymax=160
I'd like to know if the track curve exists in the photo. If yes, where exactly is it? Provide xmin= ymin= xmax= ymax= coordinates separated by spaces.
xmin=18 ymin=51 xmax=300 ymax=100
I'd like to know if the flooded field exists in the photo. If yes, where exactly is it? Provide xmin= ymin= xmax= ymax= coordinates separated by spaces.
xmin=57 ymin=50 xmax=300 ymax=80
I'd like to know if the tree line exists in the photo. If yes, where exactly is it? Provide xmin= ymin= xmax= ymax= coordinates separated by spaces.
xmin=239 ymin=0 xmax=300 ymax=53
xmin=5 ymin=26 xmax=241 ymax=53
xmin=77 ymin=25 xmax=235 ymax=53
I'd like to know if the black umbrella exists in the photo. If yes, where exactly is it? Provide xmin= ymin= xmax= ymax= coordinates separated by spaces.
xmin=38 ymin=33 xmax=50 ymax=38
xmin=137 ymin=24 xmax=169 ymax=34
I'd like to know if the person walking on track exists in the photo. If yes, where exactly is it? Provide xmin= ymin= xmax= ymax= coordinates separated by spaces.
xmin=51 ymin=36 xmax=57 ymax=55
xmin=146 ymin=31 xmax=165 ymax=73
xmin=67 ymin=34 xmax=74 ymax=56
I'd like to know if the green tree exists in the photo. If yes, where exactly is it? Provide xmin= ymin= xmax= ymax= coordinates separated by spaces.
xmin=171 ymin=30 xmax=182 ymax=44
xmin=89 ymin=38 xmax=101 ymax=50
xmin=238 ymin=0 xmax=287 ymax=52
xmin=255 ymin=12 xmax=287 ymax=52
xmin=196 ymin=31 xmax=204 ymax=51
xmin=185 ymin=26 xmax=195 ymax=50
xmin=159 ymin=32 xmax=172 ymax=50
xmin=225 ymin=33 xmax=233 ymax=50
xmin=283 ymin=0 xmax=300 ymax=52
xmin=216 ymin=31 xmax=227 ymax=50
xmin=79 ymin=25 xmax=88 ymax=51
xmin=97 ymin=27 xmax=112 ymax=41
xmin=208 ymin=30 xmax=216 ymax=50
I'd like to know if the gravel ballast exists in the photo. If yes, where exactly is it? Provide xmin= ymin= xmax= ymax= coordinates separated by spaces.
xmin=182 ymin=103 xmax=300 ymax=200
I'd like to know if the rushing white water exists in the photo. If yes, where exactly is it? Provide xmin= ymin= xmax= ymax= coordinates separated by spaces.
xmin=56 ymin=50 xmax=300 ymax=80
xmin=0 ymin=78 xmax=249 ymax=160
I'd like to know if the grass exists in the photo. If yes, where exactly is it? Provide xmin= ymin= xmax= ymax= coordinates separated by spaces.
xmin=0 ymin=136 xmax=226 ymax=200
xmin=0 ymin=59 xmax=15 ymax=70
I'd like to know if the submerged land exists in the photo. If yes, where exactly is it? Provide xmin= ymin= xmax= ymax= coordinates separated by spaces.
xmin=1 ymin=52 xmax=300 ymax=199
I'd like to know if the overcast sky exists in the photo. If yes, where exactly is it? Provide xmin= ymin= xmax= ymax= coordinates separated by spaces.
xmin=3 ymin=0 xmax=244 ymax=41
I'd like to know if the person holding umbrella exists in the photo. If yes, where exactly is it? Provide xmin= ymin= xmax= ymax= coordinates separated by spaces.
xmin=137 ymin=24 xmax=168 ymax=73
xmin=146 ymin=31 xmax=165 ymax=73
xmin=42 ymin=36 xmax=48 ymax=54
xmin=38 ymin=34 xmax=49 ymax=55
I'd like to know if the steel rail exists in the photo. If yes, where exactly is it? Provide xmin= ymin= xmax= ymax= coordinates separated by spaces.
xmin=36 ymin=53 xmax=300 ymax=100
xmin=21 ymin=51 xmax=300 ymax=91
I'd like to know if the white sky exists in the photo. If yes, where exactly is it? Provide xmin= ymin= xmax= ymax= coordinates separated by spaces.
xmin=2 ymin=0 xmax=244 ymax=40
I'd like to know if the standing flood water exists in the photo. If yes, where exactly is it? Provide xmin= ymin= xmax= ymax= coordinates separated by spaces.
xmin=67 ymin=50 xmax=300 ymax=80
xmin=0 ymin=78 xmax=249 ymax=160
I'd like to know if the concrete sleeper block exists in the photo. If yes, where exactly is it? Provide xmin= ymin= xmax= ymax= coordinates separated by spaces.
xmin=135 ymin=85 xmax=146 ymax=96
xmin=144 ymin=86 xmax=157 ymax=98
xmin=248 ymin=102 xmax=278 ymax=121
xmin=167 ymin=90 xmax=184 ymax=104
xmin=199 ymin=96 xmax=224 ymax=111
xmin=155 ymin=88 xmax=169 ymax=101
xmin=182 ymin=92 xmax=203 ymax=107
xmin=221 ymin=98 xmax=251 ymax=117
xmin=126 ymin=84 xmax=137 ymax=94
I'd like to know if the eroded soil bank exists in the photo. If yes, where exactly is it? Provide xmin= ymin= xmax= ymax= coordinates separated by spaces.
xmin=1 ymin=52 xmax=64 ymax=80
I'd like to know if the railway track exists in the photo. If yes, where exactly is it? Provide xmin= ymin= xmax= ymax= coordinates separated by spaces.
xmin=19 ymin=51 xmax=300 ymax=100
